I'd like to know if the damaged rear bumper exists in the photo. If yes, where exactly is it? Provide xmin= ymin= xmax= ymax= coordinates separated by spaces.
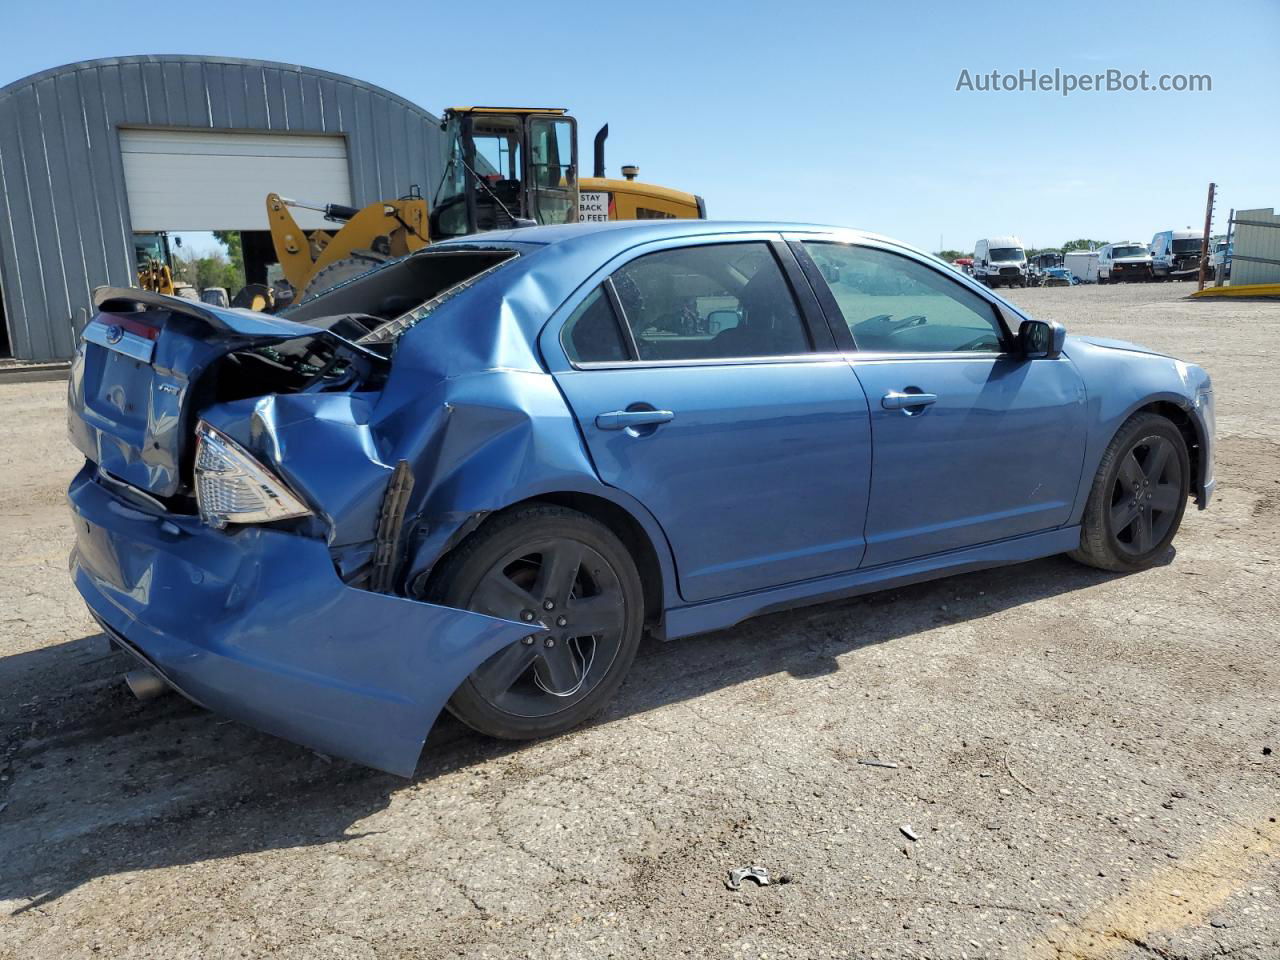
xmin=67 ymin=465 xmax=535 ymax=776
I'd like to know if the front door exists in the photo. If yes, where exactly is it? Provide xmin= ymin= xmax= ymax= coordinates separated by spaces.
xmin=796 ymin=239 xmax=1088 ymax=567
xmin=546 ymin=239 xmax=873 ymax=602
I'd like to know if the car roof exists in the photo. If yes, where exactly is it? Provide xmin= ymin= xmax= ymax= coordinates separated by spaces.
xmin=433 ymin=218 xmax=904 ymax=257
xmin=430 ymin=220 xmax=931 ymax=272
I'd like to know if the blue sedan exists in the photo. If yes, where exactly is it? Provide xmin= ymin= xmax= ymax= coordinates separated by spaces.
xmin=66 ymin=221 xmax=1215 ymax=775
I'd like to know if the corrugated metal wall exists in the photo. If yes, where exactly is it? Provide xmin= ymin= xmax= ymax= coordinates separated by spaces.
xmin=1231 ymin=208 xmax=1280 ymax=286
xmin=0 ymin=55 xmax=443 ymax=361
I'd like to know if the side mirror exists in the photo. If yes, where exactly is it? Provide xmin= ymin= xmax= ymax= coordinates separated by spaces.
xmin=1018 ymin=319 xmax=1066 ymax=359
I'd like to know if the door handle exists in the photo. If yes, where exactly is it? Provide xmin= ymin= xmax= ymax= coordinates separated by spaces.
xmin=595 ymin=409 xmax=675 ymax=430
xmin=881 ymin=391 xmax=938 ymax=410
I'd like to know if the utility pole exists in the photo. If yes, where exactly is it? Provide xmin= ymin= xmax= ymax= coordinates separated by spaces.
xmin=1218 ymin=208 xmax=1234 ymax=287
xmin=1197 ymin=182 xmax=1216 ymax=292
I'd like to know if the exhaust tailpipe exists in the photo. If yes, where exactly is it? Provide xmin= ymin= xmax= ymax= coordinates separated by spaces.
xmin=125 ymin=668 xmax=171 ymax=701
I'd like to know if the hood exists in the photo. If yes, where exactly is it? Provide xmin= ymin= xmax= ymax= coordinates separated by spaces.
xmin=1065 ymin=334 xmax=1172 ymax=359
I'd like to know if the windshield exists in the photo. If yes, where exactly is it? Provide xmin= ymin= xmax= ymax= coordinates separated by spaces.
xmin=133 ymin=233 xmax=168 ymax=266
xmin=1172 ymin=238 xmax=1202 ymax=254
xmin=1111 ymin=245 xmax=1147 ymax=258
xmin=989 ymin=247 xmax=1025 ymax=262
xmin=432 ymin=114 xmax=524 ymax=238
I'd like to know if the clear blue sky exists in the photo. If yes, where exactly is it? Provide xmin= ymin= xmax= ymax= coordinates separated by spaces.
xmin=4 ymin=0 xmax=1277 ymax=253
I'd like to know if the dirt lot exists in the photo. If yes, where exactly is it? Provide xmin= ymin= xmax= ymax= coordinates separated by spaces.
xmin=1 ymin=282 xmax=1276 ymax=959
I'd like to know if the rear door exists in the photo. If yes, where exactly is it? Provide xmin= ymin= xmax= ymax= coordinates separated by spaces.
xmin=793 ymin=238 xmax=1087 ymax=568
xmin=543 ymin=235 xmax=872 ymax=603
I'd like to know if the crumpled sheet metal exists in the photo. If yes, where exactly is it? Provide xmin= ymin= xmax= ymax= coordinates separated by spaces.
xmin=204 ymin=393 xmax=393 ymax=548
xmin=69 ymin=465 xmax=538 ymax=776
xmin=90 ymin=243 xmax=683 ymax=772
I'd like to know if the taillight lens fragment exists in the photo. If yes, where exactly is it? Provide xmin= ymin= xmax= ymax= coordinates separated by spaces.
xmin=193 ymin=421 xmax=311 ymax=528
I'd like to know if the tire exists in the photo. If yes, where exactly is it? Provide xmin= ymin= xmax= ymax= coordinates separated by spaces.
xmin=425 ymin=504 xmax=644 ymax=740
xmin=1070 ymin=413 xmax=1190 ymax=572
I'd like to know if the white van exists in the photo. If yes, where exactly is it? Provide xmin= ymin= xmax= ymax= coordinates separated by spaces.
xmin=1097 ymin=241 xmax=1153 ymax=283
xmin=973 ymin=237 xmax=1027 ymax=288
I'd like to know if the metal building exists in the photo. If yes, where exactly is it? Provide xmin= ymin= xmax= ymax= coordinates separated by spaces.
xmin=1230 ymin=208 xmax=1280 ymax=286
xmin=0 ymin=55 xmax=443 ymax=361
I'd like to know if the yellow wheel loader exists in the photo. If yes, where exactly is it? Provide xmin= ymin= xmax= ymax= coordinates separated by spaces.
xmin=268 ymin=107 xmax=704 ymax=301
xmin=133 ymin=232 xmax=177 ymax=296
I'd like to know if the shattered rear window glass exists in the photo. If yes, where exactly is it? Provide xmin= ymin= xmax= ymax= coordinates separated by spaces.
xmin=357 ymin=257 xmax=514 ymax=346
xmin=284 ymin=248 xmax=519 ymax=346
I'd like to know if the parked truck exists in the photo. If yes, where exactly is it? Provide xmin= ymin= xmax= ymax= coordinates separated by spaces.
xmin=972 ymin=236 xmax=1027 ymax=288
xmin=1150 ymin=229 xmax=1204 ymax=280
xmin=1098 ymin=241 xmax=1153 ymax=283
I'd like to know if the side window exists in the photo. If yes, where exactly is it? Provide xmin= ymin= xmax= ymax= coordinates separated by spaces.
xmin=561 ymin=286 xmax=630 ymax=363
xmin=611 ymin=243 xmax=811 ymax=361
xmin=802 ymin=243 xmax=1007 ymax=354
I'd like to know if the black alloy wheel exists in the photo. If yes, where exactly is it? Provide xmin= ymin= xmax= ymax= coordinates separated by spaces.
xmin=426 ymin=504 xmax=644 ymax=739
xmin=1107 ymin=434 xmax=1183 ymax=557
xmin=1071 ymin=413 xmax=1191 ymax=572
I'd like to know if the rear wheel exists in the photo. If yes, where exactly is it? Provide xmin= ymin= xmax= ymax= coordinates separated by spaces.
xmin=426 ymin=504 xmax=644 ymax=740
xmin=1070 ymin=413 xmax=1190 ymax=572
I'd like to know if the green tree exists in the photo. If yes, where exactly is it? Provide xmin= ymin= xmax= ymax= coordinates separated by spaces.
xmin=173 ymin=249 xmax=242 ymax=295
xmin=1061 ymin=239 xmax=1108 ymax=253
xmin=936 ymin=249 xmax=972 ymax=261
xmin=212 ymin=230 xmax=246 ymax=295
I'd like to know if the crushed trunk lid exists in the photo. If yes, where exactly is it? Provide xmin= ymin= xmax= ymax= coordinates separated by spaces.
xmin=68 ymin=287 xmax=381 ymax=498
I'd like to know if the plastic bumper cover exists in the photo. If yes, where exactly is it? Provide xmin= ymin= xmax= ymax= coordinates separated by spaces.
xmin=67 ymin=466 xmax=536 ymax=776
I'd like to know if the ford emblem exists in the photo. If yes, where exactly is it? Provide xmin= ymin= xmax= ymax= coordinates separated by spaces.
xmin=105 ymin=324 xmax=124 ymax=344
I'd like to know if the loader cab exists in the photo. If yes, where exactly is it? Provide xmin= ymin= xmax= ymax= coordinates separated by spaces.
xmin=132 ymin=232 xmax=173 ymax=270
xmin=132 ymin=232 xmax=177 ymax=295
xmin=431 ymin=107 xmax=579 ymax=240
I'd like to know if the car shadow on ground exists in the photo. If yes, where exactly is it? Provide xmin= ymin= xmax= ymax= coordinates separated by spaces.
xmin=0 ymin=551 xmax=1140 ymax=911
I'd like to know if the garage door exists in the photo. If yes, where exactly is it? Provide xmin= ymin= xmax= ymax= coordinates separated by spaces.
xmin=120 ymin=129 xmax=351 ymax=232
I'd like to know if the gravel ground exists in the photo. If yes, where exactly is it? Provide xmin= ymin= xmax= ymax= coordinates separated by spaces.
xmin=0 ymin=282 xmax=1276 ymax=959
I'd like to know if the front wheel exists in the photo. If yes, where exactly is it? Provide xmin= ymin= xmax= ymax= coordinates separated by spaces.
xmin=426 ymin=504 xmax=644 ymax=740
xmin=1070 ymin=413 xmax=1190 ymax=572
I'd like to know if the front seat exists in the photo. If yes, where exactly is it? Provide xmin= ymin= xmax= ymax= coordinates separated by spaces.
xmin=711 ymin=266 xmax=808 ymax=357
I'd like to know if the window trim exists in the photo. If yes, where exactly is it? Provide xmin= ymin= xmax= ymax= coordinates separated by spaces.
xmin=558 ymin=236 xmax=825 ymax=370
xmin=771 ymin=239 xmax=837 ymax=352
xmin=602 ymin=277 xmax=641 ymax=361
xmin=569 ymin=351 xmax=851 ymax=371
xmin=788 ymin=238 xmax=1020 ymax=357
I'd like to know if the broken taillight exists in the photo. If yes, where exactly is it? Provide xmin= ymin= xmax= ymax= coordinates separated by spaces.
xmin=193 ymin=421 xmax=311 ymax=529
